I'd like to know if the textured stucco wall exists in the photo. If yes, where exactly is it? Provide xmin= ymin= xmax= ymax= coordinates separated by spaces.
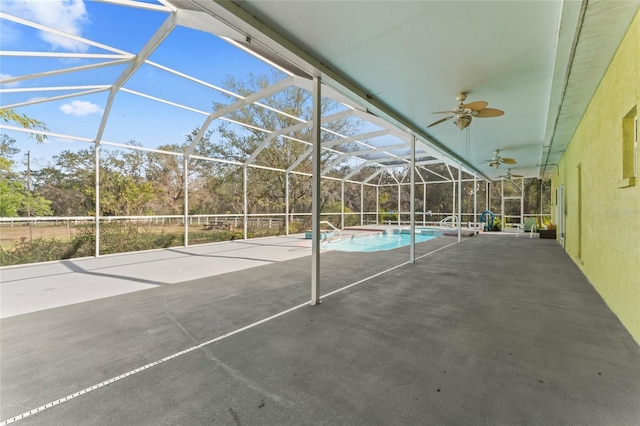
xmin=552 ymin=10 xmax=640 ymax=344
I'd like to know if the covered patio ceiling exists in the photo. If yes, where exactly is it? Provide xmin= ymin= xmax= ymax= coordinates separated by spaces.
xmin=1 ymin=1 xmax=638 ymax=183
xmin=195 ymin=0 xmax=639 ymax=178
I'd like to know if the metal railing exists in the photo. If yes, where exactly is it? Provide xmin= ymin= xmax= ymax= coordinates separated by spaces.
xmin=319 ymin=220 xmax=342 ymax=243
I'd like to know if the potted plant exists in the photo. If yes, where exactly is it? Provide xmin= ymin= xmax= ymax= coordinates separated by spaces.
xmin=539 ymin=222 xmax=556 ymax=239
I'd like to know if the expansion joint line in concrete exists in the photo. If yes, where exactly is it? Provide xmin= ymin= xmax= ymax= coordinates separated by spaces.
xmin=0 ymin=240 xmax=460 ymax=425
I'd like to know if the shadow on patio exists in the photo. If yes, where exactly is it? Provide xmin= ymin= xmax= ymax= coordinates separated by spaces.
xmin=1 ymin=235 xmax=638 ymax=425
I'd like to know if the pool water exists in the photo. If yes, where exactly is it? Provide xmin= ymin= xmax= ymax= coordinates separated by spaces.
xmin=324 ymin=233 xmax=437 ymax=252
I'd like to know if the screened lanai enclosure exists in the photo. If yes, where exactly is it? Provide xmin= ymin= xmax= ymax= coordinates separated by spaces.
xmin=0 ymin=0 xmax=551 ymax=264
xmin=3 ymin=2 xmax=640 ymax=425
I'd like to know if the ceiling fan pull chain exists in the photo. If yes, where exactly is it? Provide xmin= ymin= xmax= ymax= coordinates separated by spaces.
xmin=466 ymin=127 xmax=470 ymax=160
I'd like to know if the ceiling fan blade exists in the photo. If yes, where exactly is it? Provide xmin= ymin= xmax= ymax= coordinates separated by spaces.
xmin=502 ymin=157 xmax=517 ymax=164
xmin=462 ymin=101 xmax=488 ymax=111
xmin=431 ymin=110 xmax=456 ymax=114
xmin=512 ymin=173 xmax=524 ymax=178
xmin=475 ymin=108 xmax=504 ymax=118
xmin=427 ymin=115 xmax=454 ymax=128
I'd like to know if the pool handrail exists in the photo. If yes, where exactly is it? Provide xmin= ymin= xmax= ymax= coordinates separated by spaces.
xmin=320 ymin=221 xmax=342 ymax=244
xmin=439 ymin=215 xmax=457 ymax=228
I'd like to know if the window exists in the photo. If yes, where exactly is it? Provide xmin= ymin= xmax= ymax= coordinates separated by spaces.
xmin=621 ymin=105 xmax=637 ymax=187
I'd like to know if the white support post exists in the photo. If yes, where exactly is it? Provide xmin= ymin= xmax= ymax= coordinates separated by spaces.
xmin=376 ymin=186 xmax=379 ymax=225
xmin=310 ymin=76 xmax=321 ymax=306
xmin=243 ymin=166 xmax=248 ymax=240
xmin=341 ymin=180 xmax=345 ymax=229
xmin=520 ymin=178 xmax=524 ymax=227
xmin=423 ymin=183 xmax=427 ymax=226
xmin=94 ymin=142 xmax=100 ymax=257
xmin=410 ymin=135 xmax=416 ymax=264
xmin=457 ymin=165 xmax=462 ymax=243
xmin=397 ymin=184 xmax=401 ymax=226
xmin=184 ymin=157 xmax=189 ymax=246
xmin=452 ymin=181 xmax=456 ymax=220
xmin=360 ymin=183 xmax=364 ymax=226
xmin=500 ymin=179 xmax=504 ymax=232
xmin=285 ymin=172 xmax=290 ymax=236
xmin=540 ymin=179 xmax=543 ymax=227
xmin=486 ymin=181 xmax=490 ymax=211
xmin=473 ymin=174 xmax=478 ymax=235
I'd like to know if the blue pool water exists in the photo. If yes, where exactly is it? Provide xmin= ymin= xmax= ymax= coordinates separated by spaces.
xmin=324 ymin=233 xmax=437 ymax=252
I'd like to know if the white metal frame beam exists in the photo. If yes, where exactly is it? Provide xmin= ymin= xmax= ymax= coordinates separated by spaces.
xmin=184 ymin=76 xmax=294 ymax=158
xmin=95 ymin=13 xmax=177 ymax=144
xmin=320 ymin=129 xmax=390 ymax=147
xmin=347 ymin=143 xmax=408 ymax=157
xmin=245 ymin=109 xmax=354 ymax=166
xmin=1 ymin=87 xmax=111 ymax=110
xmin=0 ymin=12 xmax=134 ymax=57
xmin=287 ymin=147 xmax=314 ymax=173
xmin=0 ymin=59 xmax=131 ymax=86
xmin=418 ymin=165 xmax=451 ymax=182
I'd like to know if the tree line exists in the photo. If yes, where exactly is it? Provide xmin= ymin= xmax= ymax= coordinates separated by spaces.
xmin=1 ymin=73 xmax=550 ymax=223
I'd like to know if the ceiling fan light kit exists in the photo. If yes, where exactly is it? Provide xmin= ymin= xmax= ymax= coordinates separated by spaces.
xmin=454 ymin=115 xmax=471 ymax=129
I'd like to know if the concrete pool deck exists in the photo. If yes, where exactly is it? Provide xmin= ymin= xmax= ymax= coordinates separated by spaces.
xmin=1 ymin=234 xmax=639 ymax=425
xmin=0 ymin=227 xmax=463 ymax=318
xmin=0 ymin=235 xmax=315 ymax=318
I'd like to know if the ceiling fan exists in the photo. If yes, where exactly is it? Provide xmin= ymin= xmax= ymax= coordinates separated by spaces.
xmin=486 ymin=150 xmax=517 ymax=169
xmin=497 ymin=168 xmax=524 ymax=181
xmin=428 ymin=93 xmax=504 ymax=130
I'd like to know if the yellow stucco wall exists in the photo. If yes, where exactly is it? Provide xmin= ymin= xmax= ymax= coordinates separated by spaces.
xmin=552 ymin=10 xmax=640 ymax=344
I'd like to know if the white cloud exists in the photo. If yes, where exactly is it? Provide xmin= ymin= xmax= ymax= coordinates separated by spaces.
xmin=0 ymin=19 xmax=21 ymax=47
xmin=0 ymin=73 xmax=20 ymax=88
xmin=60 ymin=100 xmax=103 ymax=116
xmin=3 ymin=0 xmax=90 ymax=52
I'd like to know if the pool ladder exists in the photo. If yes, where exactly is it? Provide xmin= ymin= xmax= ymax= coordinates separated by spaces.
xmin=320 ymin=221 xmax=342 ymax=246
xmin=439 ymin=215 xmax=457 ymax=228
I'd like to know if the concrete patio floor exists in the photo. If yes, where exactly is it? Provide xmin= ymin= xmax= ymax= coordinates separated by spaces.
xmin=0 ymin=235 xmax=316 ymax=318
xmin=1 ymin=234 xmax=639 ymax=425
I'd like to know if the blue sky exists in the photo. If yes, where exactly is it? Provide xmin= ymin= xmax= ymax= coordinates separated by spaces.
xmin=0 ymin=0 xmax=281 ymax=168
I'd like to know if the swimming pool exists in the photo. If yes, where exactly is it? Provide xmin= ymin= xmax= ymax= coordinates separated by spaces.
xmin=324 ymin=232 xmax=437 ymax=252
